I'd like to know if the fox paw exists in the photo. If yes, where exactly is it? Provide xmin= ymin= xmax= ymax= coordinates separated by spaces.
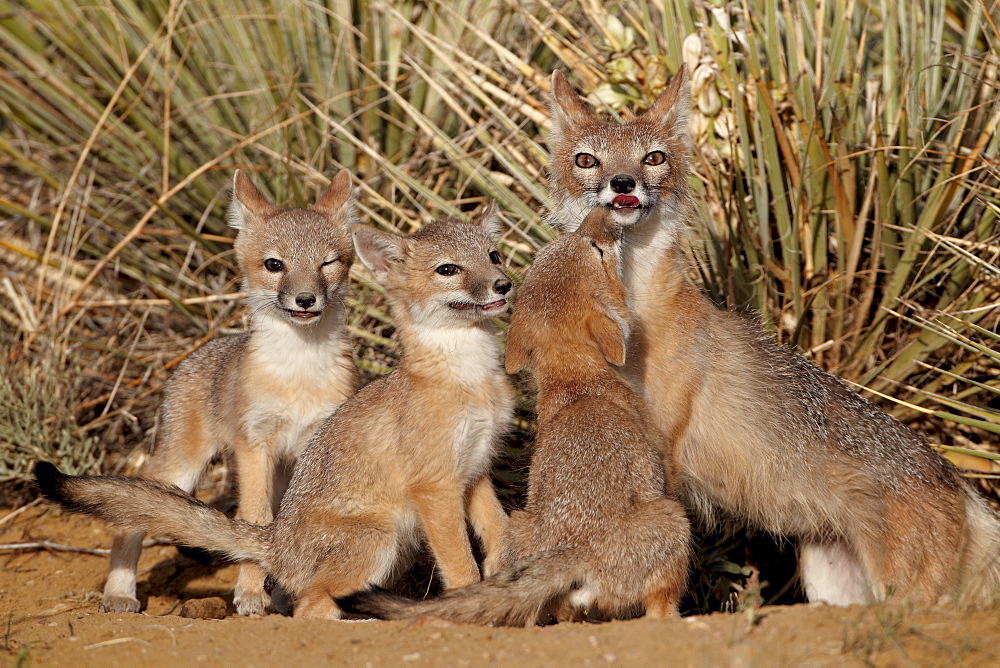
xmin=482 ymin=554 xmax=503 ymax=578
xmin=100 ymin=595 xmax=142 ymax=614
xmin=233 ymin=585 xmax=271 ymax=617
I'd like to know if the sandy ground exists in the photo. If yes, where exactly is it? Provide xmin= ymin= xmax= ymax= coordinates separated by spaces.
xmin=2 ymin=504 xmax=999 ymax=667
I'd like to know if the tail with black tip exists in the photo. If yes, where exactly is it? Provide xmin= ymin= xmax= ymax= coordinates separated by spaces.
xmin=33 ymin=461 xmax=271 ymax=567
xmin=336 ymin=548 xmax=587 ymax=626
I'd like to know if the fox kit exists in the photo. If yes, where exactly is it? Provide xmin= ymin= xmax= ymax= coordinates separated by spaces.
xmin=35 ymin=207 xmax=513 ymax=620
xmin=337 ymin=207 xmax=691 ymax=626
xmin=99 ymin=169 xmax=358 ymax=616
xmin=547 ymin=68 xmax=1000 ymax=606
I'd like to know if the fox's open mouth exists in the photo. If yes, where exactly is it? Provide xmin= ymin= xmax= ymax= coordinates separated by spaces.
xmin=449 ymin=299 xmax=507 ymax=314
xmin=287 ymin=309 xmax=321 ymax=321
xmin=611 ymin=194 xmax=641 ymax=209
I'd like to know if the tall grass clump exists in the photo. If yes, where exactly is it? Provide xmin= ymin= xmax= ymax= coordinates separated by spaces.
xmin=1 ymin=0 xmax=997 ymax=606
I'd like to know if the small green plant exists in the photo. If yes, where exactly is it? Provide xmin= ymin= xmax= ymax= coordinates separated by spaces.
xmin=0 ymin=338 xmax=103 ymax=482
xmin=843 ymin=602 xmax=913 ymax=664
xmin=12 ymin=640 xmax=33 ymax=668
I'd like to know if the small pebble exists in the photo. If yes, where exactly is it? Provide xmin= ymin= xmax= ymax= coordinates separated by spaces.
xmin=179 ymin=597 xmax=228 ymax=619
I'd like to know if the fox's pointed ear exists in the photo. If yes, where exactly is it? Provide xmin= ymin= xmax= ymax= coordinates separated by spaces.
xmin=230 ymin=170 xmax=280 ymax=230
xmin=586 ymin=310 xmax=629 ymax=367
xmin=640 ymin=64 xmax=691 ymax=130
xmin=549 ymin=70 xmax=593 ymax=136
xmin=475 ymin=200 xmax=502 ymax=239
xmin=312 ymin=170 xmax=355 ymax=228
xmin=352 ymin=225 xmax=404 ymax=284
xmin=504 ymin=324 xmax=531 ymax=374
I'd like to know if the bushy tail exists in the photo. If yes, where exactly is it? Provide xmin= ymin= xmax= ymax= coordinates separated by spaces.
xmin=33 ymin=461 xmax=270 ymax=567
xmin=960 ymin=492 xmax=1000 ymax=605
xmin=337 ymin=548 xmax=587 ymax=626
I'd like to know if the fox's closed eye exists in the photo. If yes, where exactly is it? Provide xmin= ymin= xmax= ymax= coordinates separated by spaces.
xmin=590 ymin=239 xmax=604 ymax=257
xmin=321 ymin=257 xmax=339 ymax=267
xmin=264 ymin=258 xmax=284 ymax=272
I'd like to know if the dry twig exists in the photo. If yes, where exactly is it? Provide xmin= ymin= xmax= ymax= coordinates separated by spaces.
xmin=0 ymin=538 xmax=171 ymax=555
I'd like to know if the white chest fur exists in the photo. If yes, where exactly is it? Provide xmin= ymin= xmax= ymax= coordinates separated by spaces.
xmin=622 ymin=208 xmax=681 ymax=316
xmin=411 ymin=323 xmax=512 ymax=480
xmin=411 ymin=324 xmax=504 ymax=389
xmin=451 ymin=402 xmax=507 ymax=481
xmin=242 ymin=316 xmax=353 ymax=456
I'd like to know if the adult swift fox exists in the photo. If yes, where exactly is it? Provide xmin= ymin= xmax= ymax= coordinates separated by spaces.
xmin=546 ymin=68 xmax=1000 ymax=606
xmin=35 ymin=207 xmax=514 ymax=619
xmin=337 ymin=206 xmax=691 ymax=625
xmin=100 ymin=169 xmax=358 ymax=616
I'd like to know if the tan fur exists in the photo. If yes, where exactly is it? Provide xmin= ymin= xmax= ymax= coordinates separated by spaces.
xmin=335 ymin=207 xmax=690 ymax=626
xmin=36 ymin=208 xmax=514 ymax=620
xmin=546 ymin=69 xmax=1000 ymax=606
xmin=102 ymin=170 xmax=358 ymax=616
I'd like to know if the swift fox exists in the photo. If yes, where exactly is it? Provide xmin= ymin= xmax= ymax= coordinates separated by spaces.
xmin=35 ymin=206 xmax=514 ymax=619
xmin=337 ymin=206 xmax=691 ymax=626
xmin=100 ymin=169 xmax=358 ymax=616
xmin=547 ymin=68 xmax=1000 ymax=606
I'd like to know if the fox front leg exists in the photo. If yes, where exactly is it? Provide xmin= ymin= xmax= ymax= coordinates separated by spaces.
xmin=465 ymin=476 xmax=509 ymax=577
xmin=412 ymin=481 xmax=481 ymax=588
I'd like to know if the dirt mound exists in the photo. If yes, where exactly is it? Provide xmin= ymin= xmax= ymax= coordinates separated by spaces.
xmin=2 ymin=505 xmax=997 ymax=666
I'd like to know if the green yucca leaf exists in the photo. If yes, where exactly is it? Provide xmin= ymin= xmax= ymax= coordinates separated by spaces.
xmin=917 ymin=361 xmax=1000 ymax=397
xmin=938 ymin=445 xmax=1000 ymax=462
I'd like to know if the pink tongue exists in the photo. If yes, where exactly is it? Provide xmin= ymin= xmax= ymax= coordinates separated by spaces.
xmin=612 ymin=194 xmax=640 ymax=208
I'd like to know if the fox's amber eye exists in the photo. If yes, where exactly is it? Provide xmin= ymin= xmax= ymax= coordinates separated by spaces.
xmin=489 ymin=250 xmax=502 ymax=265
xmin=264 ymin=258 xmax=284 ymax=272
xmin=575 ymin=153 xmax=599 ymax=168
xmin=643 ymin=151 xmax=666 ymax=166
xmin=435 ymin=264 xmax=461 ymax=276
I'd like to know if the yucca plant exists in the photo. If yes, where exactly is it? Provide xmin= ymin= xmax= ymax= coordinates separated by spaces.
xmin=0 ymin=0 xmax=997 ymax=607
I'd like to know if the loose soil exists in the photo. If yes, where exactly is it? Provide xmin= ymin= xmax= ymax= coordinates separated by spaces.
xmin=2 ymin=505 xmax=998 ymax=667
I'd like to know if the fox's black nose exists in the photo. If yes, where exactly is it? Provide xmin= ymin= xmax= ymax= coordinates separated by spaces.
xmin=295 ymin=292 xmax=317 ymax=309
xmin=494 ymin=278 xmax=512 ymax=295
xmin=610 ymin=175 xmax=636 ymax=193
